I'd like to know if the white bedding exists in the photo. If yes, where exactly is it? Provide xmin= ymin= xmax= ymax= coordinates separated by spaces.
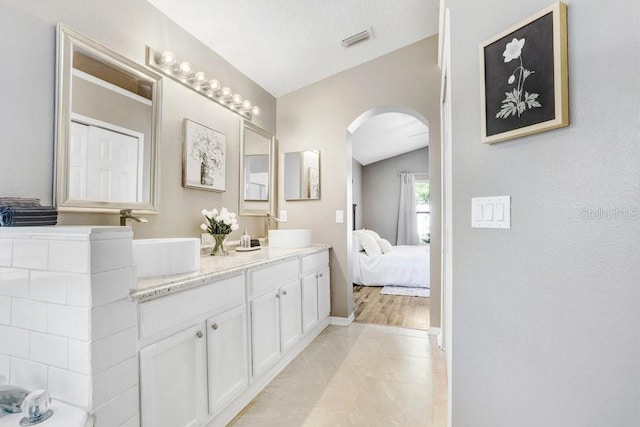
xmin=352 ymin=244 xmax=430 ymax=288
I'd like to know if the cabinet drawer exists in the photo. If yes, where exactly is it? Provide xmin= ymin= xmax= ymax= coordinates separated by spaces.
xmin=139 ymin=274 xmax=245 ymax=340
xmin=300 ymin=250 xmax=328 ymax=274
xmin=248 ymin=259 xmax=298 ymax=298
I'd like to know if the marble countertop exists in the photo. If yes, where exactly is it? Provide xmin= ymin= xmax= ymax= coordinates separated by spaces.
xmin=130 ymin=244 xmax=331 ymax=302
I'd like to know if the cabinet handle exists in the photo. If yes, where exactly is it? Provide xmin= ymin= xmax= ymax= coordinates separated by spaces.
xmin=211 ymin=323 xmax=219 ymax=331
xmin=196 ymin=331 xmax=203 ymax=339
xmin=282 ymin=290 xmax=288 ymax=296
xmin=275 ymin=293 xmax=280 ymax=298
xmin=318 ymin=273 xmax=323 ymax=277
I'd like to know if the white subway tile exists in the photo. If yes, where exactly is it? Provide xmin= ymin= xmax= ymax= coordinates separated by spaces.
xmin=93 ymin=384 xmax=139 ymax=427
xmin=0 ymin=354 xmax=10 ymax=380
xmin=47 ymin=305 xmax=90 ymax=340
xmin=92 ymin=356 xmax=138 ymax=407
xmin=0 ymin=325 xmax=29 ymax=358
xmin=12 ymin=239 xmax=48 ymax=270
xmin=0 ymin=296 xmax=10 ymax=325
xmin=48 ymin=367 xmax=90 ymax=407
xmin=30 ymin=332 xmax=68 ymax=369
xmin=92 ymin=327 xmax=137 ymax=374
xmin=66 ymin=274 xmax=91 ymax=308
xmin=92 ymin=268 xmax=134 ymax=307
xmin=91 ymin=239 xmax=133 ymax=273
xmin=49 ymin=240 xmax=90 ymax=273
xmin=11 ymin=298 xmax=47 ymax=332
xmin=68 ymin=339 xmax=91 ymax=375
xmin=10 ymin=358 xmax=47 ymax=390
xmin=92 ymin=299 xmax=137 ymax=340
xmin=29 ymin=271 xmax=67 ymax=304
xmin=0 ymin=268 xmax=28 ymax=297
xmin=0 ymin=239 xmax=12 ymax=267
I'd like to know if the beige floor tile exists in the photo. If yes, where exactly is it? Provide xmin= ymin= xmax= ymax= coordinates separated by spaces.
xmin=229 ymin=324 xmax=448 ymax=427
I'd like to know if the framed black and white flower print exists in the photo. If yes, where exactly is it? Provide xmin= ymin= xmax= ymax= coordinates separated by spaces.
xmin=480 ymin=2 xmax=568 ymax=144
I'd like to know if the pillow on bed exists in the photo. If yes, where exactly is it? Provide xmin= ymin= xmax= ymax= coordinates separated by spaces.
xmin=359 ymin=232 xmax=382 ymax=256
xmin=352 ymin=229 xmax=367 ymax=251
xmin=377 ymin=238 xmax=393 ymax=254
xmin=366 ymin=229 xmax=381 ymax=240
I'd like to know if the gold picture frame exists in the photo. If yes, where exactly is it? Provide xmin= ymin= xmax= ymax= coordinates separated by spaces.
xmin=480 ymin=1 xmax=568 ymax=144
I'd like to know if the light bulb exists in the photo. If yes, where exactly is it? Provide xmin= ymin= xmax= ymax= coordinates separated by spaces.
xmin=242 ymin=100 xmax=253 ymax=111
xmin=157 ymin=51 xmax=176 ymax=66
xmin=174 ymin=61 xmax=193 ymax=76
xmin=190 ymin=71 xmax=206 ymax=85
xmin=251 ymin=105 xmax=261 ymax=116
xmin=221 ymin=87 xmax=233 ymax=99
xmin=232 ymin=93 xmax=243 ymax=105
xmin=203 ymin=79 xmax=220 ymax=91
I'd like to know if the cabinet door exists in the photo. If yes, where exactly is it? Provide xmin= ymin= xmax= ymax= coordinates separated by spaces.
xmin=279 ymin=280 xmax=301 ymax=353
xmin=207 ymin=305 xmax=248 ymax=416
xmin=301 ymin=273 xmax=318 ymax=333
xmin=317 ymin=266 xmax=331 ymax=319
xmin=250 ymin=291 xmax=281 ymax=377
xmin=140 ymin=325 xmax=206 ymax=427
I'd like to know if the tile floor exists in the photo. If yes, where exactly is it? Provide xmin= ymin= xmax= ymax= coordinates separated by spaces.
xmin=230 ymin=323 xmax=447 ymax=426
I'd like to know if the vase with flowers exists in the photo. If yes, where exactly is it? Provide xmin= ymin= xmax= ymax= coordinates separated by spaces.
xmin=200 ymin=207 xmax=239 ymax=256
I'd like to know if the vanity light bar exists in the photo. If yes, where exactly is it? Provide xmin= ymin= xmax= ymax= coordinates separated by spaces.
xmin=146 ymin=47 xmax=261 ymax=119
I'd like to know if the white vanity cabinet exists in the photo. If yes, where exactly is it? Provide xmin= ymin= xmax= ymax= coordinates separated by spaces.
xmin=301 ymin=251 xmax=331 ymax=333
xmin=248 ymin=259 xmax=301 ymax=378
xmin=138 ymin=274 xmax=247 ymax=427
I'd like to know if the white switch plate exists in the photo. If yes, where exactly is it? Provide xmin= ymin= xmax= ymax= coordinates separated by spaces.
xmin=336 ymin=210 xmax=344 ymax=223
xmin=279 ymin=210 xmax=288 ymax=222
xmin=471 ymin=196 xmax=511 ymax=229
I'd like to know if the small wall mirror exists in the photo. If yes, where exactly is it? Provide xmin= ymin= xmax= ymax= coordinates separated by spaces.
xmin=240 ymin=121 xmax=275 ymax=216
xmin=54 ymin=24 xmax=162 ymax=213
xmin=284 ymin=150 xmax=321 ymax=200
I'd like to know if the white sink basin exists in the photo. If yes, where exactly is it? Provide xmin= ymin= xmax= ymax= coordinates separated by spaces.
xmin=133 ymin=238 xmax=200 ymax=278
xmin=268 ymin=229 xmax=312 ymax=248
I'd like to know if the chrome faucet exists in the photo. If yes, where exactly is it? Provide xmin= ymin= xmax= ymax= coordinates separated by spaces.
xmin=264 ymin=213 xmax=283 ymax=239
xmin=119 ymin=209 xmax=149 ymax=226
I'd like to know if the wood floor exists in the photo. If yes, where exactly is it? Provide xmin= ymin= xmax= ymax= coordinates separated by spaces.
xmin=353 ymin=285 xmax=430 ymax=330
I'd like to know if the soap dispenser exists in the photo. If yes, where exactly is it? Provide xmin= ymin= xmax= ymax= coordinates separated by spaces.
xmin=240 ymin=228 xmax=251 ymax=248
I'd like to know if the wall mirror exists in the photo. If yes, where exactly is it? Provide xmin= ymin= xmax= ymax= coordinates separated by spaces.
xmin=239 ymin=120 xmax=275 ymax=216
xmin=54 ymin=23 xmax=162 ymax=213
xmin=284 ymin=150 xmax=321 ymax=200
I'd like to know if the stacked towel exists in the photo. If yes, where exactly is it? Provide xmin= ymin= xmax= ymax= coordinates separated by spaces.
xmin=0 ymin=197 xmax=58 ymax=227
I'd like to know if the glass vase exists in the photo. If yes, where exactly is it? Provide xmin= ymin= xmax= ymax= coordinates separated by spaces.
xmin=211 ymin=234 xmax=228 ymax=256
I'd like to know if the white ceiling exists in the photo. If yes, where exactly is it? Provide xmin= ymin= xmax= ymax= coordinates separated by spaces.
xmin=146 ymin=0 xmax=440 ymax=96
xmin=352 ymin=113 xmax=428 ymax=166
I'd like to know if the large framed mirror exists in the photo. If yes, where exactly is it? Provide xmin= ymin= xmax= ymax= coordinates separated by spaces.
xmin=284 ymin=150 xmax=321 ymax=200
xmin=239 ymin=121 xmax=275 ymax=216
xmin=54 ymin=24 xmax=162 ymax=213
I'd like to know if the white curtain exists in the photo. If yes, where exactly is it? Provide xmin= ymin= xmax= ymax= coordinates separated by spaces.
xmin=397 ymin=173 xmax=419 ymax=245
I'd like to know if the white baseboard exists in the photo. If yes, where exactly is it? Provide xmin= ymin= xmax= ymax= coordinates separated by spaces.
xmin=329 ymin=312 xmax=355 ymax=327
xmin=429 ymin=326 xmax=441 ymax=337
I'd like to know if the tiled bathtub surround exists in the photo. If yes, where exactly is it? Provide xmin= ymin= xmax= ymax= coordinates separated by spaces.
xmin=0 ymin=226 xmax=137 ymax=425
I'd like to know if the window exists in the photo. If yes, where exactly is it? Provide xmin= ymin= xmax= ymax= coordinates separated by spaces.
xmin=415 ymin=179 xmax=430 ymax=244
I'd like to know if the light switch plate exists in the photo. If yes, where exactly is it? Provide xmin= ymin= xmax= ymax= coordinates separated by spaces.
xmin=279 ymin=210 xmax=288 ymax=222
xmin=471 ymin=196 xmax=511 ymax=229
xmin=336 ymin=210 xmax=344 ymax=223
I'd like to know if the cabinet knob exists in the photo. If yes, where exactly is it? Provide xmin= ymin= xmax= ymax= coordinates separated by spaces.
xmin=318 ymin=273 xmax=323 ymax=277
xmin=196 ymin=331 xmax=203 ymax=339
xmin=282 ymin=290 xmax=288 ymax=296
xmin=275 ymin=293 xmax=280 ymax=298
xmin=211 ymin=323 xmax=219 ymax=331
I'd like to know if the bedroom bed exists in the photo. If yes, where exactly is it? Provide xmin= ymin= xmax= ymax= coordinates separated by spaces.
xmin=352 ymin=232 xmax=430 ymax=289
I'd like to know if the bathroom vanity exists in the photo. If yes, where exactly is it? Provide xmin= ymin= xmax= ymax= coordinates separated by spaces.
xmin=0 ymin=226 xmax=330 ymax=427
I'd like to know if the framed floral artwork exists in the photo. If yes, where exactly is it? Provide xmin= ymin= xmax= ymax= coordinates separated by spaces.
xmin=183 ymin=119 xmax=226 ymax=191
xmin=480 ymin=1 xmax=568 ymax=144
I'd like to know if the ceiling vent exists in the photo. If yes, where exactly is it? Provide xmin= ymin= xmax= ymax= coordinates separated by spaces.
xmin=341 ymin=29 xmax=372 ymax=48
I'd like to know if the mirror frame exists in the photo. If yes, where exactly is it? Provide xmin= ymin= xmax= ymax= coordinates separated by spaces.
xmin=239 ymin=120 xmax=275 ymax=216
xmin=283 ymin=150 xmax=321 ymax=201
xmin=54 ymin=23 xmax=163 ymax=214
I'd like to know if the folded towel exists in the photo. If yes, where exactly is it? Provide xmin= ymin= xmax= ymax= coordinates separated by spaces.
xmin=0 ymin=197 xmax=41 ymax=207
xmin=0 ymin=206 xmax=58 ymax=227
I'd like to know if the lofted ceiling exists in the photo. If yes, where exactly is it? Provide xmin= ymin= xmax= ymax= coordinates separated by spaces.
xmin=146 ymin=0 xmax=440 ymax=97
xmin=352 ymin=113 xmax=428 ymax=166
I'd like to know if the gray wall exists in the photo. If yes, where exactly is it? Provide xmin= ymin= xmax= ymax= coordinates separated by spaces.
xmin=277 ymin=36 xmax=442 ymax=323
xmin=352 ymin=159 xmax=363 ymax=230
xmin=449 ymin=0 xmax=640 ymax=425
xmin=361 ymin=147 xmax=428 ymax=244
xmin=0 ymin=0 xmax=276 ymax=241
